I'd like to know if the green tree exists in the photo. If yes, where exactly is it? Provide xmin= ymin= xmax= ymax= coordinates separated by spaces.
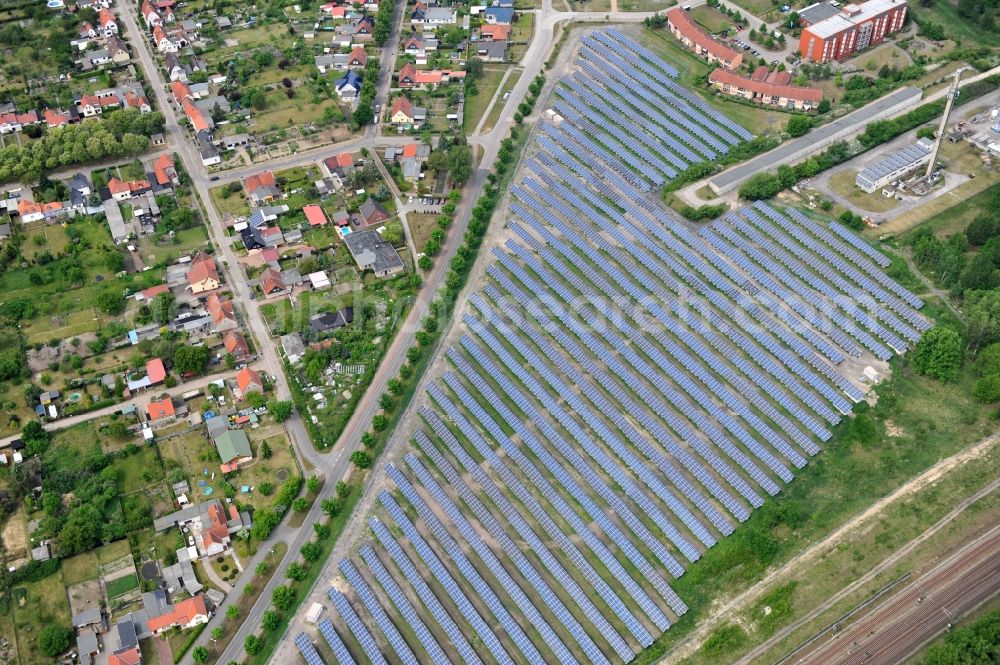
xmin=912 ymin=326 xmax=963 ymax=382
xmin=350 ymin=450 xmax=372 ymax=469
xmin=786 ymin=114 xmax=813 ymax=137
xmin=244 ymin=634 xmax=262 ymax=656
xmin=262 ymin=609 xmax=280 ymax=631
xmin=738 ymin=172 xmax=783 ymax=200
xmin=151 ymin=291 xmax=175 ymax=325
xmin=59 ymin=504 xmax=103 ymax=555
xmin=291 ymin=497 xmax=309 ymax=512
xmin=978 ymin=343 xmax=1000 ymax=376
xmin=227 ymin=605 xmax=240 ymax=620
xmin=286 ymin=561 xmax=306 ymax=581
xmin=96 ymin=289 xmax=126 ymax=314
xmin=38 ymin=625 xmax=72 ymax=657
xmin=255 ymin=562 xmax=269 ymax=576
xmin=966 ymin=289 xmax=1000 ymax=351
xmin=192 ymin=646 xmax=209 ymax=663
xmin=272 ymin=585 xmax=296 ymax=611
xmin=307 ymin=476 xmax=320 ymax=493
xmin=267 ymin=399 xmax=294 ymax=422
xmin=301 ymin=541 xmax=321 ymax=562
xmin=246 ymin=391 xmax=267 ymax=409
xmin=173 ymin=345 xmax=210 ymax=375
xmin=973 ymin=374 xmax=1000 ymax=402
xmin=211 ymin=627 xmax=224 ymax=641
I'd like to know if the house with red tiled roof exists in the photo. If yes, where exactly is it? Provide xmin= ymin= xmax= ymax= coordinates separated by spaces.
xmin=389 ymin=95 xmax=425 ymax=125
xmin=124 ymin=92 xmax=151 ymax=113
xmin=78 ymin=21 xmax=97 ymax=39
xmin=141 ymin=0 xmax=162 ymax=27
xmin=323 ymin=152 xmax=354 ymax=177
xmin=146 ymin=358 xmax=167 ymax=385
xmin=44 ymin=108 xmax=71 ymax=128
xmin=347 ymin=46 xmax=368 ymax=67
xmin=667 ymin=8 xmax=743 ymax=69
xmin=153 ymin=153 xmax=179 ymax=187
xmin=223 ymin=331 xmax=250 ymax=359
xmin=206 ymin=292 xmax=237 ymax=332
xmin=147 ymin=397 xmax=177 ymax=421
xmin=403 ymin=32 xmax=424 ymax=53
xmin=181 ymin=98 xmax=211 ymax=133
xmin=0 ymin=111 xmax=40 ymax=134
xmin=137 ymin=283 xmax=170 ymax=301
xmin=709 ymin=67 xmax=823 ymax=110
xmin=107 ymin=647 xmax=142 ymax=665
xmin=478 ymin=23 xmax=510 ymax=41
xmin=303 ymin=204 xmax=328 ymax=227
xmin=186 ymin=252 xmax=220 ymax=294
xmin=98 ymin=7 xmax=118 ymax=35
xmin=170 ymin=80 xmax=191 ymax=104
xmin=152 ymin=24 xmax=177 ymax=52
xmin=243 ymin=171 xmax=280 ymax=205
xmin=148 ymin=596 xmax=209 ymax=634
xmin=259 ymin=267 xmax=285 ymax=297
xmin=234 ymin=366 xmax=264 ymax=399
xmin=108 ymin=177 xmax=152 ymax=201
xmin=18 ymin=200 xmax=65 ymax=223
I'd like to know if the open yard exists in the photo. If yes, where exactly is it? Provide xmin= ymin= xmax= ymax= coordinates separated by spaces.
xmin=464 ymin=66 xmax=510 ymax=129
xmin=10 ymin=573 xmax=72 ymax=665
xmin=139 ymin=226 xmax=211 ymax=266
xmin=210 ymin=184 xmax=252 ymax=220
xmin=690 ymin=5 xmax=735 ymax=34
xmin=481 ymin=68 xmax=522 ymax=134
xmin=827 ymin=169 xmax=901 ymax=213
xmin=407 ymin=213 xmax=442 ymax=252
xmin=909 ymin=0 xmax=1000 ymax=47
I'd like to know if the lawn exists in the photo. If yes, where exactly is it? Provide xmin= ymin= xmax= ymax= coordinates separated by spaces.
xmin=408 ymin=213 xmax=441 ymax=252
xmin=465 ymin=65 xmax=509 ymax=129
xmin=139 ymin=226 xmax=211 ymax=266
xmin=481 ymin=69 xmax=522 ymax=133
xmin=251 ymin=93 xmax=341 ymax=133
xmin=511 ymin=11 xmax=534 ymax=41
xmin=106 ymin=573 xmax=140 ymax=598
xmin=691 ymin=5 xmax=734 ymax=34
xmin=210 ymin=184 xmax=252 ymax=220
xmin=46 ymin=422 xmax=105 ymax=475
xmin=111 ymin=445 xmax=166 ymax=494
xmin=827 ymin=169 xmax=900 ymax=213
xmin=909 ymin=0 xmax=1000 ymax=47
xmin=62 ymin=551 xmax=100 ymax=586
xmin=10 ymin=572 xmax=72 ymax=665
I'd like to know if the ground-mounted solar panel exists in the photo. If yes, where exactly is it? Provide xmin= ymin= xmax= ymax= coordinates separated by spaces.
xmin=413 ymin=421 xmax=634 ymax=663
xmin=357 ymin=545 xmax=452 ymax=665
xmin=827 ymin=220 xmax=893 ymax=267
xmin=367 ymin=519 xmax=484 ymax=665
xmin=295 ymin=633 xmax=326 ymax=665
xmin=338 ymin=560 xmax=419 ymax=665
xmin=316 ymin=620 xmax=357 ymax=665
xmin=328 ymin=589 xmax=388 ymax=665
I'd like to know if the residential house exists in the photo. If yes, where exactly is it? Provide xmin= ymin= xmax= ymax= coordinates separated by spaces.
xmin=165 ymin=52 xmax=186 ymax=81
xmin=214 ymin=430 xmax=252 ymax=472
xmin=18 ymin=200 xmax=65 ymax=223
xmin=153 ymin=153 xmax=179 ymax=187
xmin=147 ymin=397 xmax=179 ymax=421
xmin=198 ymin=130 xmax=220 ymax=166
xmin=335 ymin=70 xmax=362 ymax=101
xmin=347 ymin=45 xmax=368 ymax=67
xmin=153 ymin=25 xmax=178 ymax=53
xmin=0 ymin=110 xmax=39 ymax=134
xmin=147 ymin=596 xmax=210 ymax=634
xmin=223 ymin=331 xmax=250 ymax=360
xmin=206 ymin=293 xmax=237 ymax=332
xmin=666 ymin=8 xmax=743 ymax=69
xmin=389 ymin=96 xmax=426 ymax=125
xmin=309 ymin=307 xmax=354 ymax=336
xmin=477 ymin=40 xmax=507 ymax=61
xmin=357 ymin=197 xmax=389 ymax=227
xmin=259 ymin=267 xmax=285 ymax=297
xmin=323 ymin=151 xmax=355 ymax=180
xmin=303 ymin=204 xmax=329 ymax=226
xmin=708 ymin=67 xmax=823 ymax=110
xmin=353 ymin=15 xmax=375 ymax=39
xmin=403 ymin=32 xmax=424 ymax=54
xmin=484 ymin=7 xmax=514 ymax=23
xmin=99 ymin=7 xmax=118 ymax=35
xmin=79 ymin=21 xmax=97 ymax=39
xmin=243 ymin=171 xmax=280 ymax=205
xmin=343 ymin=229 xmax=405 ymax=277
xmin=44 ymin=108 xmax=72 ymax=128
xmin=153 ymin=500 xmax=248 ymax=556
xmin=315 ymin=53 xmax=341 ymax=74
xmin=281 ymin=333 xmax=306 ymax=364
xmin=413 ymin=5 xmax=456 ymax=24
xmin=478 ymin=23 xmax=510 ymax=41
xmin=107 ymin=36 xmax=131 ymax=64
xmin=234 ymin=366 xmax=264 ymax=398
xmin=186 ymin=252 xmax=220 ymax=293
xmin=68 ymin=173 xmax=94 ymax=213
xmin=141 ymin=0 xmax=162 ymax=27
xmin=109 ymin=177 xmax=152 ymax=201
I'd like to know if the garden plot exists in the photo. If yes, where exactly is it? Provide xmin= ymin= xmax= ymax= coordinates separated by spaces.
xmin=303 ymin=27 xmax=931 ymax=665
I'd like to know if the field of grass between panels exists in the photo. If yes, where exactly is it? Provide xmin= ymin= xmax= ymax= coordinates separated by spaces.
xmin=633 ymin=273 xmax=995 ymax=663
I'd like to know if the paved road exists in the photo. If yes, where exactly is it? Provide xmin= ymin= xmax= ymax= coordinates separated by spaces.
xmin=0 ymin=363 xmax=256 ymax=448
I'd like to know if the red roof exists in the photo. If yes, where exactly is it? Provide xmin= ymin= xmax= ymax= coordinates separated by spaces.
xmin=206 ymin=292 xmax=235 ymax=325
xmin=303 ymin=204 xmax=328 ymax=226
xmin=401 ymin=143 xmax=418 ymax=158
xmin=154 ymin=153 xmax=175 ymax=185
xmin=236 ymin=366 xmax=263 ymax=393
xmin=148 ymin=397 xmax=175 ymax=420
xmin=260 ymin=247 xmax=279 ymax=262
xmin=667 ymin=8 xmax=743 ymax=65
xmin=398 ymin=62 xmax=417 ymax=85
xmin=141 ymin=0 xmax=158 ymax=21
xmin=152 ymin=24 xmax=168 ymax=46
xmin=244 ymin=171 xmax=276 ymax=194
xmin=108 ymin=177 xmax=151 ymax=196
xmin=348 ymin=46 xmax=368 ymax=65
xmin=146 ymin=358 xmax=167 ymax=384
xmin=141 ymin=283 xmax=170 ymax=299
xmin=148 ymin=595 xmax=208 ymax=633
xmin=479 ymin=24 xmax=510 ymax=40
xmin=224 ymin=331 xmax=249 ymax=356
xmin=44 ymin=108 xmax=70 ymax=127
xmin=181 ymin=98 xmax=210 ymax=132
xmin=19 ymin=200 xmax=64 ymax=216
xmin=171 ymin=80 xmax=191 ymax=104
xmin=99 ymin=7 xmax=115 ymax=27
xmin=259 ymin=267 xmax=284 ymax=295
xmin=390 ymin=96 xmax=413 ymax=117
xmin=709 ymin=67 xmax=823 ymax=102
xmin=108 ymin=647 xmax=142 ymax=665
xmin=186 ymin=252 xmax=219 ymax=286
xmin=324 ymin=152 xmax=354 ymax=172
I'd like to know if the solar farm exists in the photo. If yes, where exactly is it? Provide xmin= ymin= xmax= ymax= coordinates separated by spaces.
xmin=295 ymin=28 xmax=930 ymax=665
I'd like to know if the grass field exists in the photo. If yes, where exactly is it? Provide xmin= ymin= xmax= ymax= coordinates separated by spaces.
xmin=899 ymin=182 xmax=1000 ymax=242
xmin=828 ymin=169 xmax=900 ymax=213
xmin=113 ymin=445 xmax=166 ymax=493
xmin=140 ymin=226 xmax=211 ymax=266
xmin=210 ymin=185 xmax=253 ymax=219
xmin=106 ymin=573 xmax=140 ymax=598
xmin=481 ymin=69 xmax=522 ymax=133
xmin=909 ymin=0 xmax=1000 ymax=47
xmin=11 ymin=572 xmax=72 ymax=665
xmin=408 ymin=213 xmax=441 ymax=251
xmin=690 ymin=5 xmax=734 ymax=34
xmin=62 ymin=551 xmax=100 ymax=586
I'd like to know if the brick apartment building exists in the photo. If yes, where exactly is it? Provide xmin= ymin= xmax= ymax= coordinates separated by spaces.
xmin=798 ymin=0 xmax=908 ymax=63
xmin=666 ymin=8 xmax=743 ymax=70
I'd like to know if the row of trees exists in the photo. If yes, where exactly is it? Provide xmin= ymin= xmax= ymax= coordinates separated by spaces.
xmin=0 ymin=109 xmax=164 ymax=184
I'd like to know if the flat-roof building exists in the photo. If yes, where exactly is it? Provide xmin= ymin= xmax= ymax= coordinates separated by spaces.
xmin=799 ymin=0 xmax=908 ymax=63
xmin=855 ymin=138 xmax=933 ymax=193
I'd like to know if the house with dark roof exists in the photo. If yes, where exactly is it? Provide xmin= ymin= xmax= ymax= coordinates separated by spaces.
xmin=357 ymin=197 xmax=389 ymax=227
xmin=343 ymin=229 xmax=405 ymax=277
xmin=484 ymin=6 xmax=514 ymax=23
xmin=335 ymin=70 xmax=363 ymax=101
xmin=309 ymin=307 xmax=354 ymax=335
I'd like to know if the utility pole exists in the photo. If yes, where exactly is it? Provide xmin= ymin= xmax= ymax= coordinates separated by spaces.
xmin=925 ymin=67 xmax=967 ymax=180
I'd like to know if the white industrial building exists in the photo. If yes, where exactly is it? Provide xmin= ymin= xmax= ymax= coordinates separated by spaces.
xmin=855 ymin=138 xmax=934 ymax=193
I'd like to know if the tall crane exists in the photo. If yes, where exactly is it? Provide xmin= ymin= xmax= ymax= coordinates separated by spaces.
xmin=925 ymin=67 xmax=968 ymax=180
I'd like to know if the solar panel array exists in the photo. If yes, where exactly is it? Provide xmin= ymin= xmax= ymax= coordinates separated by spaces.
xmin=855 ymin=140 xmax=932 ymax=191
xmin=301 ymin=29 xmax=927 ymax=665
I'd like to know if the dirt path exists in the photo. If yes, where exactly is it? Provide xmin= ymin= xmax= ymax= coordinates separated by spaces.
xmin=661 ymin=429 xmax=1000 ymax=663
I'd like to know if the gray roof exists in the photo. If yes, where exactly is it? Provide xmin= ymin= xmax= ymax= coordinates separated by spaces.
xmin=477 ymin=41 xmax=507 ymax=60
xmin=215 ymin=15 xmax=232 ymax=27
xmin=142 ymin=588 xmax=170 ymax=618
xmin=281 ymin=332 xmax=306 ymax=360
xmin=799 ymin=1 xmax=843 ymax=25
xmin=343 ymin=229 xmax=404 ymax=274
xmin=116 ymin=618 xmax=138 ymax=649
xmin=72 ymin=607 xmax=104 ymax=628
xmin=76 ymin=632 xmax=99 ymax=664
xmin=206 ymin=414 xmax=229 ymax=439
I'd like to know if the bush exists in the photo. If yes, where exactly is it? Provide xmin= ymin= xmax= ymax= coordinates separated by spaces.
xmin=786 ymin=114 xmax=813 ymax=137
xmin=974 ymin=375 xmax=1000 ymax=403
xmin=39 ymin=625 xmax=72 ymax=657
xmin=913 ymin=327 xmax=963 ymax=382
xmin=739 ymin=172 xmax=783 ymax=200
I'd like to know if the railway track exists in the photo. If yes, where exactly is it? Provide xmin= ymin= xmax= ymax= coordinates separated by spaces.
xmin=798 ymin=529 xmax=1000 ymax=664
